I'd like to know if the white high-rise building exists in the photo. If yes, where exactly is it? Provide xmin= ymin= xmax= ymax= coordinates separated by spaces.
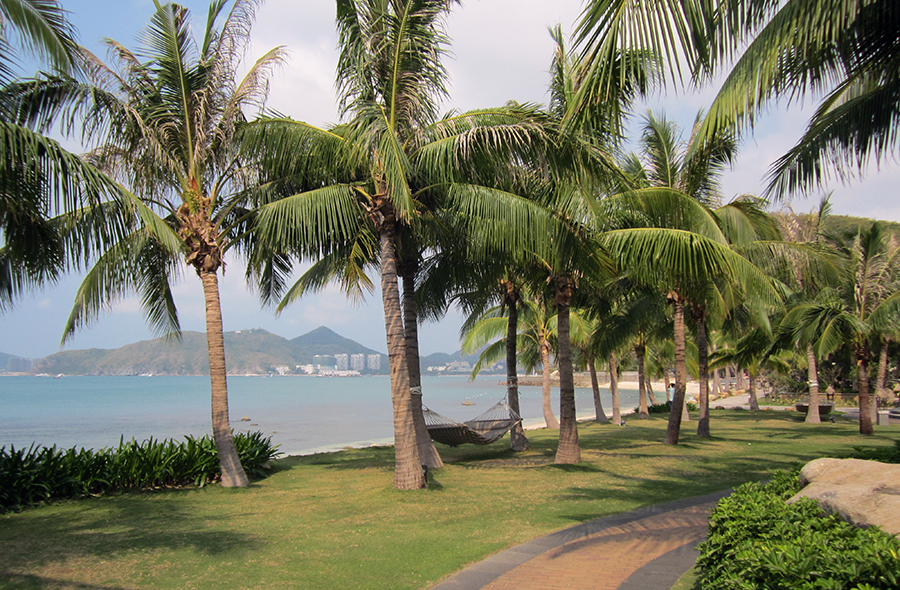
xmin=350 ymin=354 xmax=365 ymax=370
xmin=335 ymin=354 xmax=349 ymax=370
xmin=367 ymin=354 xmax=381 ymax=370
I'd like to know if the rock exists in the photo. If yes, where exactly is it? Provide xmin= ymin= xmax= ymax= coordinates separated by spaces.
xmin=789 ymin=458 xmax=900 ymax=536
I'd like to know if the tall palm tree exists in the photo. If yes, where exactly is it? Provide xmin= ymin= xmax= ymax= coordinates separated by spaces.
xmin=576 ymin=0 xmax=900 ymax=196
xmin=249 ymin=0 xmax=566 ymax=489
xmin=12 ymin=0 xmax=287 ymax=487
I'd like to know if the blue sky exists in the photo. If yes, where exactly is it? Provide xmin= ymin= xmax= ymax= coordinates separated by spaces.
xmin=2 ymin=0 xmax=898 ymax=360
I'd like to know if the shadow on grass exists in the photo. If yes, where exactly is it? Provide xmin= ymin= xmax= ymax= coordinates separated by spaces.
xmin=0 ymin=489 xmax=262 ymax=575
xmin=0 ymin=573 xmax=132 ymax=590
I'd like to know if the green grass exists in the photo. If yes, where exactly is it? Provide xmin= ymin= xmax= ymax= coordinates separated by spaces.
xmin=0 ymin=411 xmax=897 ymax=590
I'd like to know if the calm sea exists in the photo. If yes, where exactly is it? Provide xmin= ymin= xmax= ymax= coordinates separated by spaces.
xmin=0 ymin=375 xmax=640 ymax=456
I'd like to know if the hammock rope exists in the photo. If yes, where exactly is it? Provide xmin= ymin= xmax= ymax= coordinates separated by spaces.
xmin=423 ymin=398 xmax=522 ymax=447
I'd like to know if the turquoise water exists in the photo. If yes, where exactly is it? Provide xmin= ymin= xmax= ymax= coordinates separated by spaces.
xmin=0 ymin=375 xmax=640 ymax=455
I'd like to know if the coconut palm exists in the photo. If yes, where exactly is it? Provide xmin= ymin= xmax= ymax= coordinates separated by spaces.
xmin=248 ymin=0 xmax=571 ymax=488
xmin=0 ymin=0 xmax=118 ymax=309
xmin=785 ymin=223 xmax=900 ymax=434
xmin=576 ymin=0 xmax=900 ymax=196
xmin=11 ymin=0 xmax=288 ymax=487
xmin=710 ymin=327 xmax=790 ymax=411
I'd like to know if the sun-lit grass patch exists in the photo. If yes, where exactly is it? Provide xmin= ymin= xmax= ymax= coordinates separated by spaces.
xmin=0 ymin=411 xmax=897 ymax=589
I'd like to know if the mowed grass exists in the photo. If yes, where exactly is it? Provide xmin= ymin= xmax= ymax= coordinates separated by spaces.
xmin=1 ymin=410 xmax=897 ymax=590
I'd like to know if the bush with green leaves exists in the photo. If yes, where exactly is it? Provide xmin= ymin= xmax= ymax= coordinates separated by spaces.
xmin=696 ymin=471 xmax=900 ymax=589
xmin=635 ymin=401 xmax=698 ymax=414
xmin=0 ymin=431 xmax=280 ymax=512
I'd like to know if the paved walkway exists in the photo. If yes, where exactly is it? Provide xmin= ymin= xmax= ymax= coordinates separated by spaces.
xmin=431 ymin=490 xmax=732 ymax=590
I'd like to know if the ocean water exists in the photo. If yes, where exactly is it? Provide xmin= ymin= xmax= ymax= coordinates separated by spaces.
xmin=0 ymin=375 xmax=641 ymax=456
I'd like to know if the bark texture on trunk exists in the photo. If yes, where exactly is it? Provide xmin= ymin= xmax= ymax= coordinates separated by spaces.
xmin=665 ymin=297 xmax=687 ymax=445
xmin=696 ymin=315 xmax=710 ymax=438
xmin=540 ymin=342 xmax=559 ymax=429
xmin=506 ymin=296 xmax=529 ymax=451
xmin=857 ymin=341 xmax=874 ymax=435
xmin=647 ymin=378 xmax=659 ymax=405
xmin=875 ymin=339 xmax=889 ymax=419
xmin=748 ymin=374 xmax=760 ymax=411
xmin=636 ymin=344 xmax=649 ymax=419
xmin=200 ymin=270 xmax=248 ymax=488
xmin=589 ymin=359 xmax=609 ymax=423
xmin=401 ymin=265 xmax=442 ymax=469
xmin=805 ymin=345 xmax=821 ymax=423
xmin=609 ymin=353 xmax=621 ymax=425
xmin=378 ymin=218 xmax=424 ymax=489
xmin=554 ymin=293 xmax=580 ymax=464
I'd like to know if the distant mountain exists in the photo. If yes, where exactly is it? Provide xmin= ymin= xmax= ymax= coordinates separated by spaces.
xmin=32 ymin=327 xmax=388 ymax=376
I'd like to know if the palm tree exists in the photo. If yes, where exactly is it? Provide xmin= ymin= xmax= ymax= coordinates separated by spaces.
xmin=576 ymin=0 xmax=900 ymax=196
xmin=12 ymin=0 xmax=287 ymax=487
xmin=710 ymin=327 xmax=790 ymax=411
xmin=463 ymin=295 xmax=560 ymax=430
xmin=1 ymin=0 xmax=116 ymax=310
xmin=249 ymin=0 xmax=566 ymax=489
xmin=786 ymin=223 xmax=900 ymax=434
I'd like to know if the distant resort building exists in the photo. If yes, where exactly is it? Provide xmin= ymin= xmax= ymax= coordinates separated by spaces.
xmin=367 ymin=354 xmax=381 ymax=371
xmin=335 ymin=354 xmax=349 ymax=370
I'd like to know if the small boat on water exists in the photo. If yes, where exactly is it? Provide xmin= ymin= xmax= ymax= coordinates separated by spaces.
xmin=461 ymin=399 xmax=475 ymax=406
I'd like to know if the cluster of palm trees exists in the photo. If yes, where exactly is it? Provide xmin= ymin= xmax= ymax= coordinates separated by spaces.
xmin=2 ymin=0 xmax=898 ymax=491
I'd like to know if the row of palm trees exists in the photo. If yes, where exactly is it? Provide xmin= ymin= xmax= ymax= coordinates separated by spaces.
xmin=2 ymin=0 xmax=898 ymax=490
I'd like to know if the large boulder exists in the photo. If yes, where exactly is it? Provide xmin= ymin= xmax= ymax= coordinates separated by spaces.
xmin=789 ymin=458 xmax=900 ymax=536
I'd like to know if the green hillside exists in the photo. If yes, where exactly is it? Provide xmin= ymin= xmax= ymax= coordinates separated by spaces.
xmin=32 ymin=327 xmax=388 ymax=376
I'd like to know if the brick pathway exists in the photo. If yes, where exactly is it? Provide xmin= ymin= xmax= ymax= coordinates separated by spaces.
xmin=432 ymin=490 xmax=730 ymax=590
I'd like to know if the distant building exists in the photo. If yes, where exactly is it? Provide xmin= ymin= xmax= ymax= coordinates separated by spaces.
xmin=273 ymin=365 xmax=290 ymax=376
xmin=313 ymin=355 xmax=336 ymax=370
xmin=350 ymin=353 xmax=365 ymax=371
xmin=335 ymin=354 xmax=349 ymax=370
xmin=367 ymin=354 xmax=381 ymax=371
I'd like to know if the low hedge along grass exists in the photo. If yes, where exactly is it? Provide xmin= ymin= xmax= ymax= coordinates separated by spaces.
xmin=0 ymin=431 xmax=279 ymax=511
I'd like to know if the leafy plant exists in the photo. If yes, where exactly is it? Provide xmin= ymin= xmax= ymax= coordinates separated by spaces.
xmin=696 ymin=471 xmax=900 ymax=589
xmin=637 ymin=401 xmax=698 ymax=414
xmin=0 ymin=432 xmax=280 ymax=512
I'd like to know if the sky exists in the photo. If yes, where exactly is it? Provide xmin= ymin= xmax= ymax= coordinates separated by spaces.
xmin=2 ymin=0 xmax=899 ymax=360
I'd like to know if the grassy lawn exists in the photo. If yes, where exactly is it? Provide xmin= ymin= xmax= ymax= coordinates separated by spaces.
xmin=1 ymin=410 xmax=897 ymax=589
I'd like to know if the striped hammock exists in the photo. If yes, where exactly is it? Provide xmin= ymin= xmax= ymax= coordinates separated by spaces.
xmin=423 ymin=399 xmax=522 ymax=447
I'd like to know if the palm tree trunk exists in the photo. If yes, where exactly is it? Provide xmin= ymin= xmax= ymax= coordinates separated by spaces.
xmin=609 ymin=352 xmax=621 ymax=425
xmin=199 ymin=269 xmax=248 ymax=488
xmin=748 ymin=373 xmax=760 ymax=411
xmin=378 ymin=218 xmax=424 ymax=489
xmin=712 ymin=364 xmax=721 ymax=397
xmin=736 ymin=366 xmax=746 ymax=391
xmin=805 ymin=345 xmax=821 ymax=424
xmin=696 ymin=315 xmax=710 ymax=438
xmin=589 ymin=358 xmax=609 ymax=423
xmin=554 ymin=295 xmax=580 ymax=464
xmin=540 ymin=342 xmax=559 ymax=429
xmin=876 ymin=337 xmax=889 ymax=403
xmin=857 ymin=341 xmax=874 ymax=435
xmin=401 ymin=267 xmax=442 ymax=469
xmin=647 ymin=377 xmax=659 ymax=405
xmin=506 ymin=297 xmax=529 ymax=450
xmin=636 ymin=343 xmax=648 ymax=419
xmin=665 ymin=296 xmax=687 ymax=445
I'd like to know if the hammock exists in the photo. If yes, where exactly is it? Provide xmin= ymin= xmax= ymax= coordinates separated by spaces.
xmin=423 ymin=399 xmax=522 ymax=447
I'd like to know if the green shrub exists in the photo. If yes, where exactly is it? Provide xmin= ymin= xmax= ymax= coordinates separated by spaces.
xmin=636 ymin=401 xmax=698 ymax=414
xmin=696 ymin=471 xmax=900 ymax=589
xmin=0 ymin=432 xmax=280 ymax=512
xmin=845 ymin=440 xmax=900 ymax=464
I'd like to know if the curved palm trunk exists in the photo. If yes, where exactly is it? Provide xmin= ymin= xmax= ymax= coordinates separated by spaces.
xmin=647 ymin=377 xmax=659 ymax=405
xmin=636 ymin=343 xmax=649 ymax=418
xmin=506 ymin=297 xmax=529 ymax=450
xmin=665 ymin=296 xmax=687 ymax=445
xmin=748 ymin=373 xmax=760 ymax=411
xmin=857 ymin=341 xmax=874 ymax=435
xmin=805 ymin=345 xmax=821 ymax=424
xmin=589 ymin=358 xmax=609 ymax=423
xmin=876 ymin=338 xmax=889 ymax=414
xmin=401 ymin=268 xmax=443 ymax=470
xmin=554 ymin=296 xmax=580 ymax=464
xmin=540 ymin=342 xmax=559 ymax=429
xmin=696 ymin=315 xmax=710 ymax=438
xmin=378 ymin=216 xmax=424 ymax=489
xmin=609 ymin=353 xmax=621 ymax=425
xmin=200 ymin=269 xmax=248 ymax=488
